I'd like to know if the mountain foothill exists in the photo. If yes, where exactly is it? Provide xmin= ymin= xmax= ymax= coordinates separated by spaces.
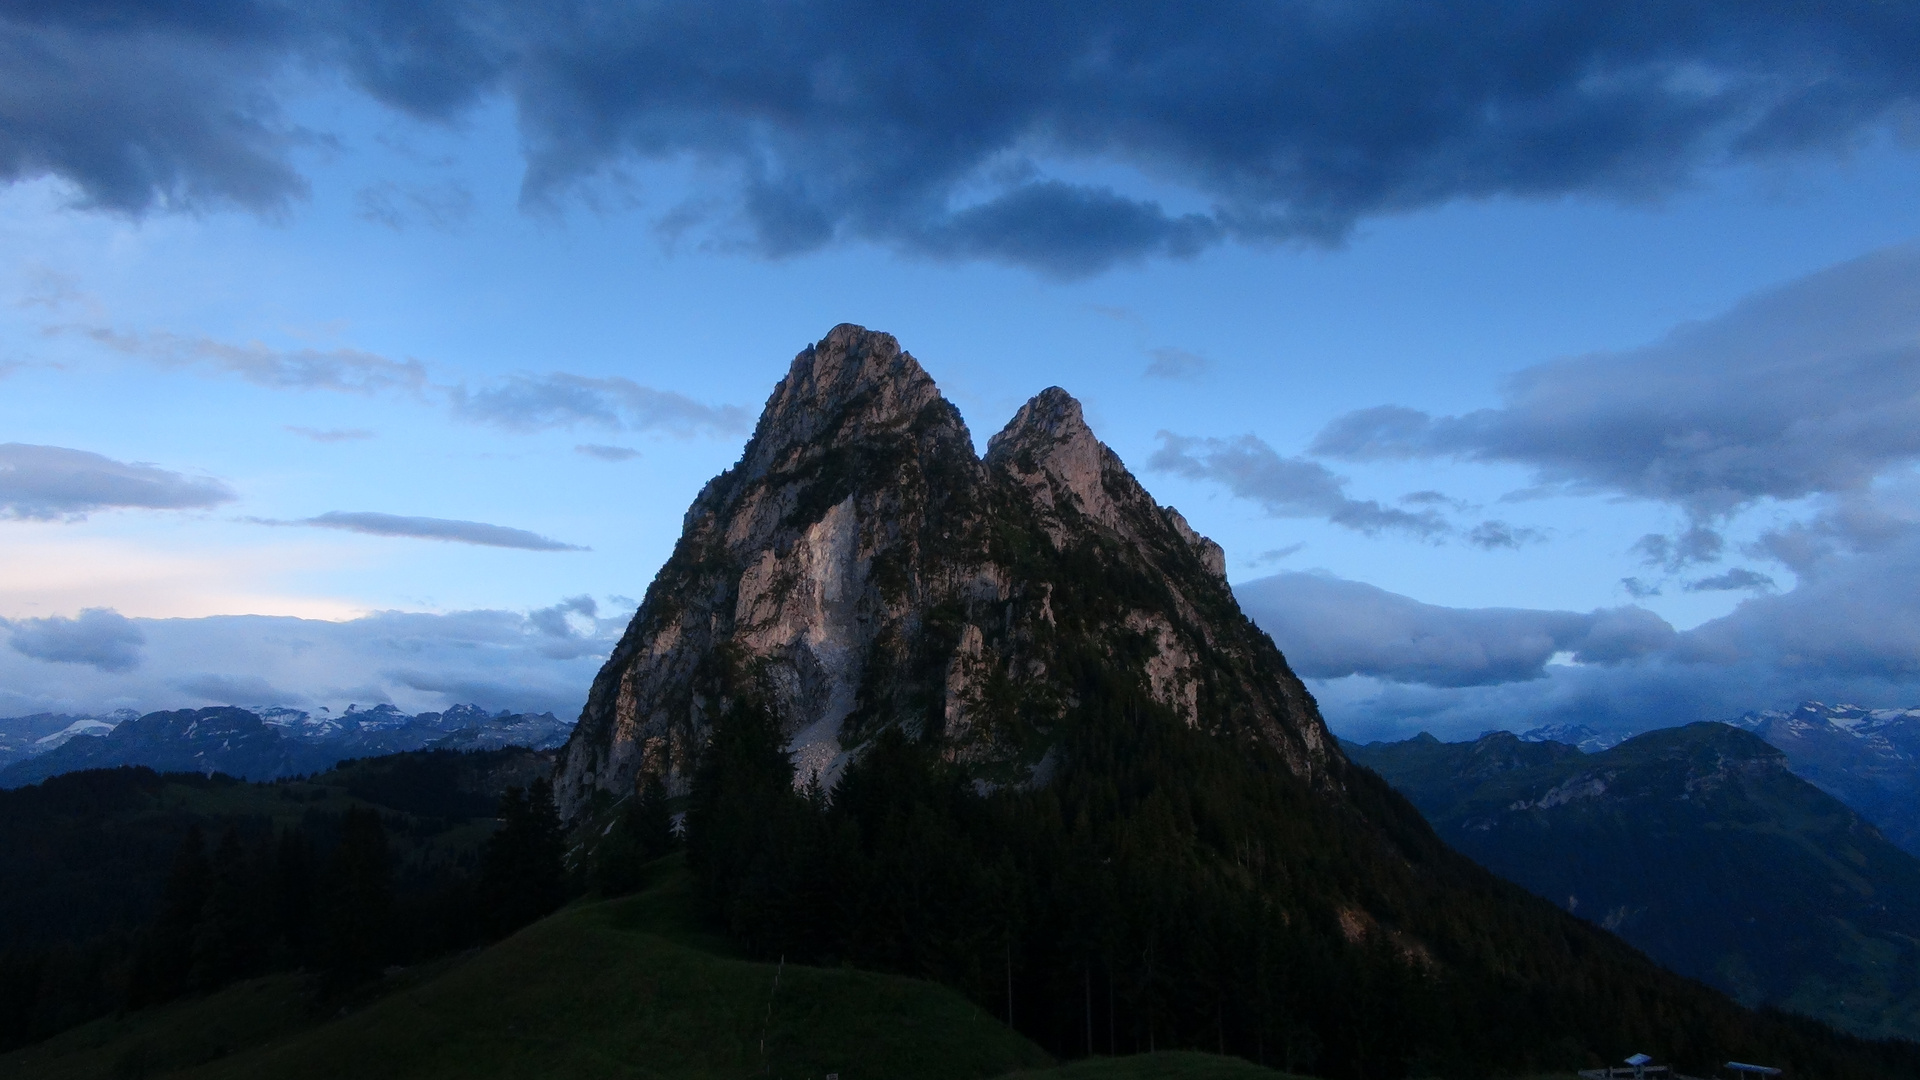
xmin=3 ymin=325 xmax=1918 ymax=1080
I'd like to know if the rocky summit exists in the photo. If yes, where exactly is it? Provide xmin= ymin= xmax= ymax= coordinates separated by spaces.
xmin=555 ymin=324 xmax=1332 ymax=817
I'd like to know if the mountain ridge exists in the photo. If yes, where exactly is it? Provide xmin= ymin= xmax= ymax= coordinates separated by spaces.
xmin=1349 ymin=721 xmax=1920 ymax=1042
xmin=0 ymin=703 xmax=571 ymax=788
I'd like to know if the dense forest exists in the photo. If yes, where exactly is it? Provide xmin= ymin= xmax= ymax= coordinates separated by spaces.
xmin=0 ymin=752 xmax=570 ymax=1053
xmin=679 ymin=690 xmax=1920 ymax=1080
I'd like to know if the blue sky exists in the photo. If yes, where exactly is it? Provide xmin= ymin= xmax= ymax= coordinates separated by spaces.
xmin=4 ymin=2 xmax=1920 ymax=739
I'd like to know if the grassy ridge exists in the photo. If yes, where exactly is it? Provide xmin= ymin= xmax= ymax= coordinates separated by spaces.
xmin=2 ymin=859 xmax=1056 ymax=1080
xmin=1005 ymin=1053 xmax=1329 ymax=1079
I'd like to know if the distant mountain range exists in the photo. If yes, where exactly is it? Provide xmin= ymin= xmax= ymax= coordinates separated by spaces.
xmin=1509 ymin=703 xmax=1920 ymax=857
xmin=0 ymin=703 xmax=573 ymax=788
xmin=1348 ymin=722 xmax=1920 ymax=1042
xmin=1725 ymin=702 xmax=1920 ymax=855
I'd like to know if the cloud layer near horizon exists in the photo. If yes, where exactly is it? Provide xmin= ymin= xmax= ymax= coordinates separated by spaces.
xmin=7 ymin=2 xmax=1920 ymax=273
xmin=0 ymin=597 xmax=628 ymax=720
xmin=1238 ymin=503 xmax=1920 ymax=742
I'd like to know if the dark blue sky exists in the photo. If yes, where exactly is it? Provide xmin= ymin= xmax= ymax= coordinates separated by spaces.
xmin=3 ymin=1 xmax=1919 ymax=738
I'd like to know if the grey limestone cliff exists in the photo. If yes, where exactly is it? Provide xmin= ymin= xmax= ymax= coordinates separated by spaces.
xmin=554 ymin=324 xmax=1334 ymax=817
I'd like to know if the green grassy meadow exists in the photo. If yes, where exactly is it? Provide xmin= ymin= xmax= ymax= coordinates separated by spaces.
xmin=1 ymin=856 xmax=1306 ymax=1080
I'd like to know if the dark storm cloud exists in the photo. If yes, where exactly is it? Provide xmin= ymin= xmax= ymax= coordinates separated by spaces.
xmin=0 ymin=3 xmax=306 ymax=214
xmin=1150 ymin=432 xmax=1448 ymax=538
xmin=8 ymin=3 xmax=1920 ymax=273
xmin=278 ymin=510 xmax=587 ymax=551
xmin=5 ymin=608 xmax=146 ymax=672
xmin=1236 ymin=572 xmax=1672 ymax=687
xmin=0 ymin=443 xmax=235 ymax=520
xmin=1311 ymin=245 xmax=1920 ymax=519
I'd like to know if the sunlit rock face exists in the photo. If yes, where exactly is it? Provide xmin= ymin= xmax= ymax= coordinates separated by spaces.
xmin=554 ymin=324 xmax=1334 ymax=818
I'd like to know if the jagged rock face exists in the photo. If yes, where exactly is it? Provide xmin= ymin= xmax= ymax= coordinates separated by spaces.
xmin=554 ymin=324 xmax=1336 ymax=818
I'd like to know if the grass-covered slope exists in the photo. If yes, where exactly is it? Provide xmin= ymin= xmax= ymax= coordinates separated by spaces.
xmin=3 ymin=858 xmax=1079 ymax=1080
xmin=1006 ymin=1053 xmax=1328 ymax=1080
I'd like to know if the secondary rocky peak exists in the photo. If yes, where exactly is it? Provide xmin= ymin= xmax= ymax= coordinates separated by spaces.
xmin=987 ymin=386 xmax=1124 ymax=531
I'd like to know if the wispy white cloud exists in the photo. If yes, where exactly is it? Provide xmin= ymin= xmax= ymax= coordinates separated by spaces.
xmin=0 ymin=443 xmax=234 ymax=520
xmin=285 ymin=426 xmax=376 ymax=443
xmin=71 ymin=325 xmax=430 ymax=395
xmin=1150 ymin=431 xmax=1449 ymax=539
xmin=449 ymin=372 xmax=749 ymax=437
xmin=575 ymin=443 xmax=641 ymax=461
xmin=253 ymin=511 xmax=588 ymax=552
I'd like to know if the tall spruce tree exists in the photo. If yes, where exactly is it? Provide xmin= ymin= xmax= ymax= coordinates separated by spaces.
xmin=317 ymin=807 xmax=392 ymax=993
xmin=595 ymin=774 xmax=677 ymax=896
xmin=189 ymin=827 xmax=261 ymax=991
xmin=479 ymin=778 xmax=565 ymax=937
xmin=130 ymin=825 xmax=210 ymax=1006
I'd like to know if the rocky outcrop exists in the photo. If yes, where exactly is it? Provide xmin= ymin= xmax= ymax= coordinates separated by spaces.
xmin=554 ymin=324 xmax=1337 ymax=818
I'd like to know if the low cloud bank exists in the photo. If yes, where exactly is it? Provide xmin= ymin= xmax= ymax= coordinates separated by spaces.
xmin=1240 ymin=518 xmax=1920 ymax=742
xmin=0 ymin=597 xmax=632 ymax=720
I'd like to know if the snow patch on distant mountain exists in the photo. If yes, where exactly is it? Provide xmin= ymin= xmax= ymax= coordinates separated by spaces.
xmin=0 ymin=702 xmax=574 ymax=787
xmin=1726 ymin=701 xmax=1920 ymax=856
xmin=33 ymin=718 xmax=118 ymax=750
xmin=1518 ymin=723 xmax=1627 ymax=753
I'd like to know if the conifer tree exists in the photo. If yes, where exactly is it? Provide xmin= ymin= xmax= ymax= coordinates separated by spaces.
xmin=190 ymin=827 xmax=261 ymax=991
xmin=480 ymin=779 xmax=566 ymax=936
xmin=269 ymin=827 xmax=315 ymax=968
xmin=130 ymin=824 xmax=210 ymax=1005
xmin=596 ymin=774 xmax=677 ymax=896
xmin=317 ymin=807 xmax=392 ymax=993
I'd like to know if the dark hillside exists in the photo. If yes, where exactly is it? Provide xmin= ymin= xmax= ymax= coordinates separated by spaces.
xmin=0 ymin=859 xmax=1077 ymax=1080
xmin=0 ymin=748 xmax=558 ymax=1052
xmin=688 ymin=698 xmax=1920 ymax=1079
xmin=1351 ymin=723 xmax=1920 ymax=1041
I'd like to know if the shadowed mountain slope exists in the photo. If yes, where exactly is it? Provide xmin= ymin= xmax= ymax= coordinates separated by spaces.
xmin=1350 ymin=723 xmax=1920 ymax=1041
xmin=552 ymin=326 xmax=1920 ymax=1078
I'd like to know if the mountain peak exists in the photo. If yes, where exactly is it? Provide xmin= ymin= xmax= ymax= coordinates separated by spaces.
xmin=753 ymin=323 xmax=939 ymax=438
xmin=558 ymin=327 xmax=1335 ymax=815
